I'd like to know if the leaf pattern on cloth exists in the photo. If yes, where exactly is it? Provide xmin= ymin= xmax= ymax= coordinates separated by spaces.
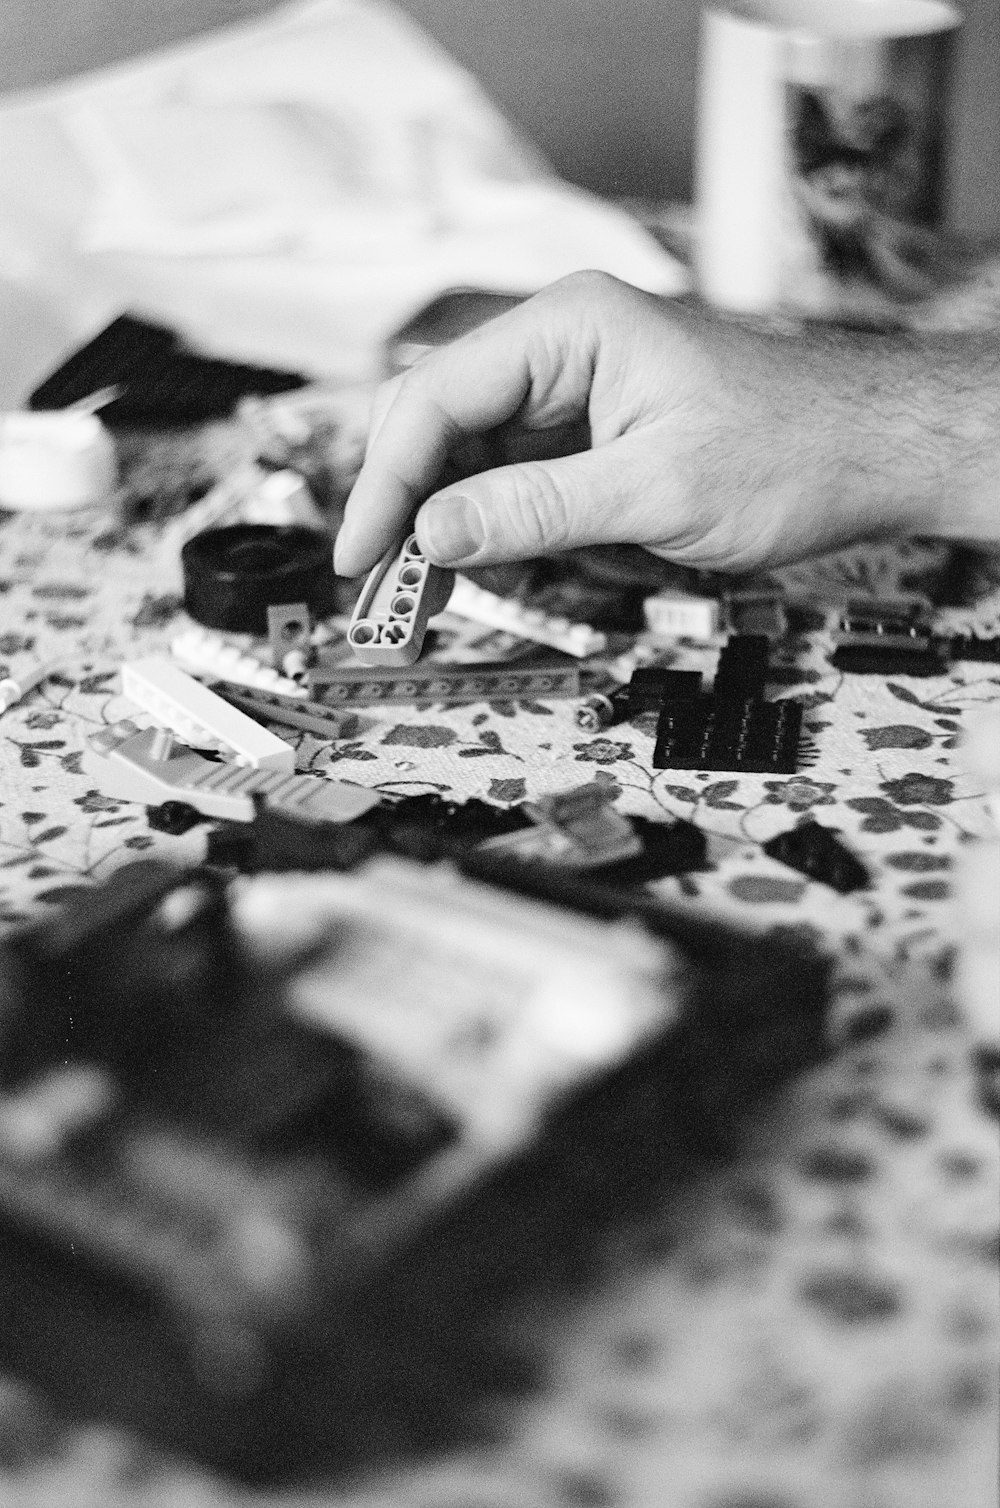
xmin=861 ymin=725 xmax=935 ymax=750
xmin=382 ymin=724 xmax=458 ymax=748
xmin=879 ymin=774 xmax=955 ymax=806
xmin=762 ymin=778 xmax=837 ymax=809
xmin=488 ymin=778 xmax=527 ymax=803
xmin=845 ymin=797 xmax=943 ymax=833
xmin=573 ymin=739 xmax=634 ymax=764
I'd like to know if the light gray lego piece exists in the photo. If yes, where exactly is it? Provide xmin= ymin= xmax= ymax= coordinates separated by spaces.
xmin=348 ymin=534 xmax=455 ymax=666
xmin=84 ymin=724 xmax=380 ymax=826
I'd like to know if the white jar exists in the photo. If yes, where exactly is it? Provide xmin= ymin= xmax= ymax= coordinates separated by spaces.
xmin=0 ymin=410 xmax=117 ymax=511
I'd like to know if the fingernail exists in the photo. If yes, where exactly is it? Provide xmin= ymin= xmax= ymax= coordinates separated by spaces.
xmin=420 ymin=496 xmax=484 ymax=563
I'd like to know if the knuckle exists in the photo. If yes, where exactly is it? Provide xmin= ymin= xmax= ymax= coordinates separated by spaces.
xmin=500 ymin=465 xmax=576 ymax=554
xmin=545 ymin=269 xmax=621 ymax=306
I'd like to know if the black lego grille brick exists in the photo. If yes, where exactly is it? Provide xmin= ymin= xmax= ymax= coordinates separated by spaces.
xmin=29 ymin=313 xmax=305 ymax=424
xmin=652 ymin=694 xmax=715 ymax=769
xmin=653 ymin=694 xmax=801 ymax=774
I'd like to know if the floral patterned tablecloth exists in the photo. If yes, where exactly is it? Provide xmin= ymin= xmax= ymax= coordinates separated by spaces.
xmin=0 ymin=491 xmax=998 ymax=1508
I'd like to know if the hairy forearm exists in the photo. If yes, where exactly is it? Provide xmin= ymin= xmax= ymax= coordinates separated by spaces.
xmin=739 ymin=319 xmax=1000 ymax=547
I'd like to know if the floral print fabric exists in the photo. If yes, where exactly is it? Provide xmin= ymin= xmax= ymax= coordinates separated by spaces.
xmin=0 ymin=502 xmax=997 ymax=1508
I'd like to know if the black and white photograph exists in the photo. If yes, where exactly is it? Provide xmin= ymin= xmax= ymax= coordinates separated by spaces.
xmin=0 ymin=2 xmax=997 ymax=1505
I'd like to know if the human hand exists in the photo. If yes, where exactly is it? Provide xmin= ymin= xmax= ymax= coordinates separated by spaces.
xmin=334 ymin=271 xmax=981 ymax=579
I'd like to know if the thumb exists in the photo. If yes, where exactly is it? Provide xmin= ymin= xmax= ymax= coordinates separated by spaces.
xmin=414 ymin=443 xmax=660 ymax=568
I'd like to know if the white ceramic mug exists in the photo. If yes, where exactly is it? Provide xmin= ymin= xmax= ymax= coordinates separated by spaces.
xmin=695 ymin=0 xmax=961 ymax=321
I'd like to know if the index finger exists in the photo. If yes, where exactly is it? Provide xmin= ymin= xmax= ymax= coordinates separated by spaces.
xmin=333 ymin=285 xmax=598 ymax=577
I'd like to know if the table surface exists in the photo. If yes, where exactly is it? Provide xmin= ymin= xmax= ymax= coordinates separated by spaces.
xmin=0 ymin=472 xmax=998 ymax=1507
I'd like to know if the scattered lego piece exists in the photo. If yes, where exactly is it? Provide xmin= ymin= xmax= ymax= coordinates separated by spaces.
xmin=146 ymin=800 xmax=209 ymax=836
xmin=478 ymin=823 xmax=581 ymax=865
xmin=723 ymin=589 xmax=788 ymax=640
xmin=254 ymin=792 xmax=535 ymax=871
xmin=642 ymin=591 xmax=720 ymax=641
xmin=830 ymin=598 xmax=942 ymax=671
xmin=0 ymin=657 xmax=63 ymax=713
xmin=213 ymin=683 xmax=360 ymax=741
xmin=182 ymin=524 xmax=338 ymax=634
xmin=949 ymin=635 xmax=1000 ymax=663
xmin=590 ymin=817 xmax=708 ymax=883
xmin=0 ymin=410 xmax=117 ymax=512
xmin=654 ymin=695 xmax=802 ymax=774
xmin=575 ymin=667 xmax=701 ymax=731
xmin=837 ymin=597 xmax=930 ymax=635
xmin=267 ymin=601 xmax=313 ymax=679
xmin=628 ymin=667 xmax=702 ymax=714
xmin=84 ymin=723 xmax=379 ymax=825
xmin=29 ymin=311 xmax=305 ymax=424
xmin=445 ymin=575 xmax=607 ymax=658
xmin=309 ymin=657 xmax=581 ymax=704
xmin=714 ymin=635 xmax=771 ymax=700
xmin=206 ymin=802 xmax=383 ymax=874
xmin=834 ymin=628 xmax=935 ymax=651
xmin=576 ymin=687 xmax=631 ymax=731
xmin=382 ymin=794 xmax=532 ymax=858
xmin=480 ymin=782 xmax=641 ymax=869
xmin=763 ymin=820 xmax=870 ymax=894
xmin=171 ymin=626 xmax=306 ymax=698
xmin=831 ymin=644 xmax=946 ymax=676
xmin=527 ymin=781 xmax=643 ymax=868
xmin=606 ymin=641 xmax=662 ymax=686
xmin=121 ymin=656 xmax=295 ymax=770
xmin=348 ymin=534 xmax=455 ymax=666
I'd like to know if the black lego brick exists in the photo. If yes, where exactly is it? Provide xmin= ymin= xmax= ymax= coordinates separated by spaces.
xmin=838 ymin=598 xmax=930 ymax=634
xmin=713 ymin=634 xmax=771 ymax=699
xmin=653 ymin=694 xmax=801 ymax=774
xmin=587 ymin=817 xmax=708 ymax=883
xmin=206 ymin=793 xmax=533 ymax=876
xmin=145 ymin=801 xmax=209 ymax=836
xmin=763 ymin=819 xmax=870 ymax=894
xmin=831 ymin=644 xmax=946 ymax=677
xmin=724 ymin=591 xmax=788 ymax=640
xmin=949 ymin=636 xmax=1000 ymax=663
xmin=627 ymin=667 xmax=702 ymax=714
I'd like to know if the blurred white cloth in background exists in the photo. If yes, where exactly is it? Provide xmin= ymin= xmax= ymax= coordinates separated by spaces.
xmin=0 ymin=0 xmax=687 ymax=403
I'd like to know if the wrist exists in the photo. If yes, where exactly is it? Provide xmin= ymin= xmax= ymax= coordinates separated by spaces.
xmin=819 ymin=329 xmax=1000 ymax=544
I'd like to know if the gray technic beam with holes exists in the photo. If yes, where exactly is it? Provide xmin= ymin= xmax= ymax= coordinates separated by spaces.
xmin=348 ymin=534 xmax=455 ymax=665
xmin=308 ymin=658 xmax=582 ymax=704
